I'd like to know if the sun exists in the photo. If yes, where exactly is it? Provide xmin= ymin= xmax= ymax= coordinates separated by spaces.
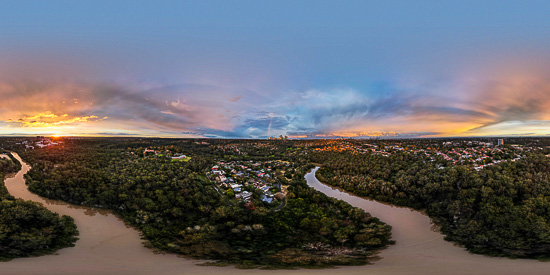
xmin=52 ymin=133 xmax=61 ymax=138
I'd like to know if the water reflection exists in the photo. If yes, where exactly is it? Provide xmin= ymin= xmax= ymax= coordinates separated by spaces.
xmin=40 ymin=198 xmax=112 ymax=216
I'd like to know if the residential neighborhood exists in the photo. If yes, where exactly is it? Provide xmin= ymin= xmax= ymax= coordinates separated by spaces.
xmin=206 ymin=160 xmax=290 ymax=206
xmin=14 ymin=137 xmax=63 ymax=150
xmin=307 ymin=138 xmax=545 ymax=170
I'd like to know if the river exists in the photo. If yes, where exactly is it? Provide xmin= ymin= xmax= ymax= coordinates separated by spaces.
xmin=2 ymin=158 xmax=548 ymax=275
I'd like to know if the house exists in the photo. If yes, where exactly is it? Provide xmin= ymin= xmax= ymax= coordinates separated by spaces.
xmin=261 ymin=195 xmax=273 ymax=203
xmin=236 ymin=191 xmax=252 ymax=200
xmin=171 ymin=155 xmax=187 ymax=159
xmin=230 ymin=183 xmax=243 ymax=189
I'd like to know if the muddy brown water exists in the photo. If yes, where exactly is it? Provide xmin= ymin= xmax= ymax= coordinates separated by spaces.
xmin=2 ymin=157 xmax=548 ymax=275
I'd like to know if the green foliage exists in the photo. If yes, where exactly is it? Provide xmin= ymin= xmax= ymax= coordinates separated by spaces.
xmin=313 ymin=150 xmax=550 ymax=259
xmin=17 ymin=138 xmax=392 ymax=267
xmin=0 ymin=153 xmax=78 ymax=261
xmin=0 ymin=152 xmax=21 ymax=175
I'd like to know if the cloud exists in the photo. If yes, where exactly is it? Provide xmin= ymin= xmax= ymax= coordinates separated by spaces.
xmin=465 ymin=120 xmax=550 ymax=136
xmin=455 ymin=75 xmax=550 ymax=135
xmin=5 ymin=111 xmax=104 ymax=128
xmin=1 ymin=71 xmax=550 ymax=138
xmin=188 ymin=116 xmax=295 ymax=138
xmin=228 ymin=96 xmax=242 ymax=102
xmin=256 ymin=74 xmax=550 ymax=138
xmin=0 ymin=81 xmax=267 ymax=136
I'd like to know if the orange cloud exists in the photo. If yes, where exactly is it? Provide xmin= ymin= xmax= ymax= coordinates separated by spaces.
xmin=25 ymin=112 xmax=68 ymax=120
xmin=5 ymin=111 xmax=104 ymax=128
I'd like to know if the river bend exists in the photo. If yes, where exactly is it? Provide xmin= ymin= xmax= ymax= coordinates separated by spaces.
xmin=2 ymin=158 xmax=548 ymax=275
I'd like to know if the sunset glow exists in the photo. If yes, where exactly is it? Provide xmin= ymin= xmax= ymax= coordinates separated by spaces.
xmin=1 ymin=2 xmax=550 ymax=138
xmin=2 ymin=3 xmax=550 ymax=273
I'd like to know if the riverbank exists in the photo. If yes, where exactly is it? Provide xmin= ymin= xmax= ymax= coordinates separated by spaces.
xmin=2 ymin=159 xmax=549 ymax=275
xmin=305 ymin=166 xmax=549 ymax=275
xmin=1 ymin=153 xmax=223 ymax=275
xmin=0 ymin=153 xmax=78 ymax=262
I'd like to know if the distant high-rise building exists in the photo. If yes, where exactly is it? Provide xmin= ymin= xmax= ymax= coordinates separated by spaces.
xmin=497 ymin=139 xmax=504 ymax=146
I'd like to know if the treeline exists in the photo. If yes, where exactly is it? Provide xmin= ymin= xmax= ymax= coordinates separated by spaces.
xmin=0 ymin=153 xmax=78 ymax=261
xmin=18 ymin=139 xmax=392 ymax=267
xmin=313 ymin=150 xmax=550 ymax=259
xmin=0 ymin=151 xmax=21 ymax=174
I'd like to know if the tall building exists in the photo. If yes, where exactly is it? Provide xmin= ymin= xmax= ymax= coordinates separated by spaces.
xmin=497 ymin=139 xmax=504 ymax=146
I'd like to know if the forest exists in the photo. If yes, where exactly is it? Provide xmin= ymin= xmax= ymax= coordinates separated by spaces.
xmin=0 ymin=151 xmax=21 ymax=174
xmin=313 ymin=149 xmax=550 ymax=259
xmin=0 ymin=151 xmax=78 ymax=261
xmin=13 ymin=138 xmax=392 ymax=268
xmin=6 ymin=136 xmax=549 ymax=264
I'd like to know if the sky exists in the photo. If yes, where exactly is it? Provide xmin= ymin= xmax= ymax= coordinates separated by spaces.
xmin=1 ymin=1 xmax=550 ymax=138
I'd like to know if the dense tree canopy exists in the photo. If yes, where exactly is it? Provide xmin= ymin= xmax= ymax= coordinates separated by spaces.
xmin=0 ymin=152 xmax=78 ymax=261
xmin=15 ymin=138 xmax=392 ymax=267
xmin=313 ymin=150 xmax=550 ymax=259
xmin=10 ymin=136 xmax=547 ymax=264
